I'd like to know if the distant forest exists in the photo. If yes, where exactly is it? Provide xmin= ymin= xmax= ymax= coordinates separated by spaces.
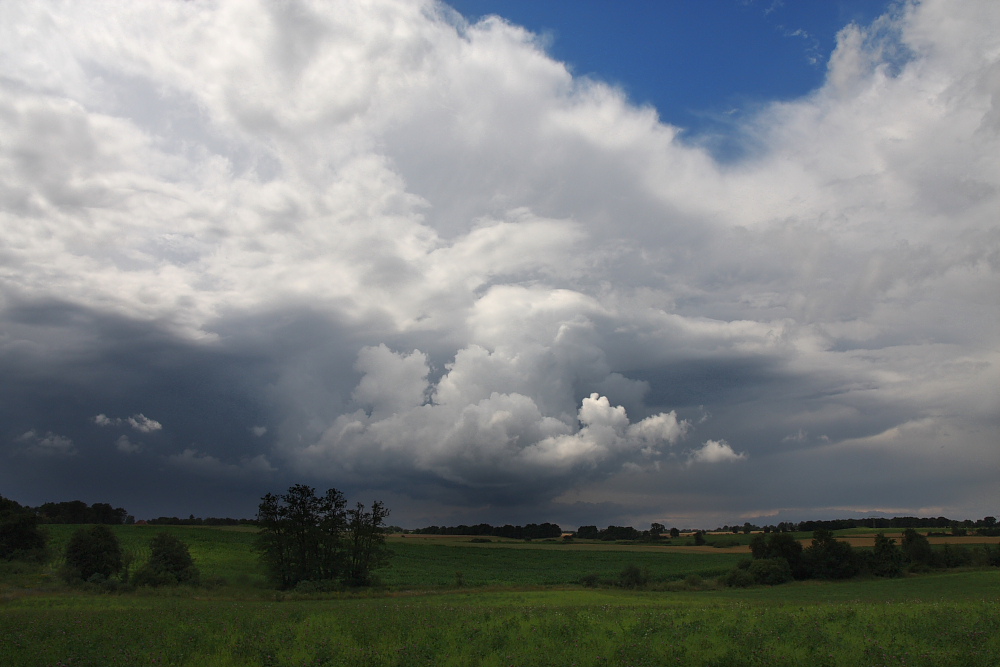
xmin=2 ymin=496 xmax=996 ymax=537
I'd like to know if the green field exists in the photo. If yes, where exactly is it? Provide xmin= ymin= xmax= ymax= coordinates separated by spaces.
xmin=2 ymin=525 xmax=998 ymax=666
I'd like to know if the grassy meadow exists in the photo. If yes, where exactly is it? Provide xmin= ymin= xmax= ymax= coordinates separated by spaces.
xmin=1 ymin=525 xmax=998 ymax=666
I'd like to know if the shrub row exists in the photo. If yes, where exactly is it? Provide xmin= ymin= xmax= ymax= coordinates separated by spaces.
xmin=723 ymin=529 xmax=1000 ymax=587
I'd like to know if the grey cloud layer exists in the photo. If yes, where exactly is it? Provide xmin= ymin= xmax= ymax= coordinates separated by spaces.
xmin=0 ymin=0 xmax=997 ymax=525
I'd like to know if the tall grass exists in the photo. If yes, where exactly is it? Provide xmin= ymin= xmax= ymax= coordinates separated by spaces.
xmin=2 ymin=586 xmax=998 ymax=666
xmin=2 ymin=525 xmax=997 ymax=666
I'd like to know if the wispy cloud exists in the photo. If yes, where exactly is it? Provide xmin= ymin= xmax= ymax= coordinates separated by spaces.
xmin=115 ymin=435 xmax=142 ymax=454
xmin=94 ymin=414 xmax=163 ymax=433
xmin=15 ymin=430 xmax=76 ymax=458
xmin=168 ymin=449 xmax=276 ymax=478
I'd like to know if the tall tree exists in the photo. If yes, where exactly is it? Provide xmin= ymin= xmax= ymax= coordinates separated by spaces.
xmin=257 ymin=485 xmax=347 ymax=589
xmin=868 ymin=533 xmax=903 ymax=577
xmin=900 ymin=528 xmax=934 ymax=567
xmin=345 ymin=500 xmax=390 ymax=586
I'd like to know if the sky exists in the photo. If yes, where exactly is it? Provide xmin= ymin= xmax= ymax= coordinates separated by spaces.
xmin=1 ymin=0 xmax=997 ymax=529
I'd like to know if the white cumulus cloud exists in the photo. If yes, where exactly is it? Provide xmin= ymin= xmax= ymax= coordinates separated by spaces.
xmin=687 ymin=439 xmax=747 ymax=466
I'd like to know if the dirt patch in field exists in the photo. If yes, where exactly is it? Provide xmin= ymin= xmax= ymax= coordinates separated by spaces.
xmin=658 ymin=545 xmax=752 ymax=554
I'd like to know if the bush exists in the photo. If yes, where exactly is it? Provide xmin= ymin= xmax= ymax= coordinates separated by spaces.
xmin=63 ymin=525 xmax=123 ymax=582
xmin=748 ymin=558 xmax=793 ymax=585
xmin=579 ymin=572 xmax=602 ymax=588
xmin=722 ymin=568 xmax=755 ymax=588
xmin=617 ymin=564 xmax=651 ymax=589
xmin=132 ymin=533 xmax=200 ymax=587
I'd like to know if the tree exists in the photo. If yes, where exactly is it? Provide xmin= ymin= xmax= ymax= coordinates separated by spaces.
xmin=749 ymin=531 xmax=804 ymax=578
xmin=900 ymin=528 xmax=933 ymax=567
xmin=133 ymin=533 xmax=200 ymax=586
xmin=344 ymin=500 xmax=390 ymax=586
xmin=256 ymin=485 xmax=347 ymax=589
xmin=867 ymin=533 xmax=903 ymax=577
xmin=256 ymin=485 xmax=390 ymax=589
xmin=64 ymin=525 xmax=123 ymax=582
xmin=669 ymin=527 xmax=680 ymax=539
xmin=0 ymin=496 xmax=48 ymax=562
xmin=648 ymin=523 xmax=664 ymax=540
xmin=801 ymin=529 xmax=858 ymax=579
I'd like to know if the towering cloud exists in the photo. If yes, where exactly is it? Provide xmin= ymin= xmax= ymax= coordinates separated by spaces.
xmin=0 ymin=0 xmax=996 ymax=525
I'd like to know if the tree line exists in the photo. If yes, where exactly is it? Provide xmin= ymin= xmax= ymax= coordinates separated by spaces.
xmin=35 ymin=500 xmax=131 ymax=525
xmin=575 ymin=524 xmax=682 ymax=541
xmin=718 ymin=515 xmax=999 ymax=536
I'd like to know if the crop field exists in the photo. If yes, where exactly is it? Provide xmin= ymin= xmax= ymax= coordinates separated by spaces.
xmin=2 ymin=525 xmax=998 ymax=666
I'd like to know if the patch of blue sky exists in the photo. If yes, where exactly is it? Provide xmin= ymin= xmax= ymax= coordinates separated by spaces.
xmin=447 ymin=0 xmax=897 ymax=160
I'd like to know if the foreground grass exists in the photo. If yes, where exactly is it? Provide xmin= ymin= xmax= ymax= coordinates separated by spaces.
xmin=3 ymin=526 xmax=997 ymax=665
xmin=2 ymin=576 xmax=998 ymax=666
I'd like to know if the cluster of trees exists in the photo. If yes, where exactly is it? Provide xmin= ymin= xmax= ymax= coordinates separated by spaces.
xmin=411 ymin=522 xmax=562 ymax=540
xmin=256 ymin=485 xmax=390 ymax=589
xmin=724 ymin=528 xmax=1000 ymax=587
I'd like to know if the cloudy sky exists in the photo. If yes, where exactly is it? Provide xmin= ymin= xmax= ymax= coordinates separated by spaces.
xmin=1 ymin=0 xmax=997 ymax=529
